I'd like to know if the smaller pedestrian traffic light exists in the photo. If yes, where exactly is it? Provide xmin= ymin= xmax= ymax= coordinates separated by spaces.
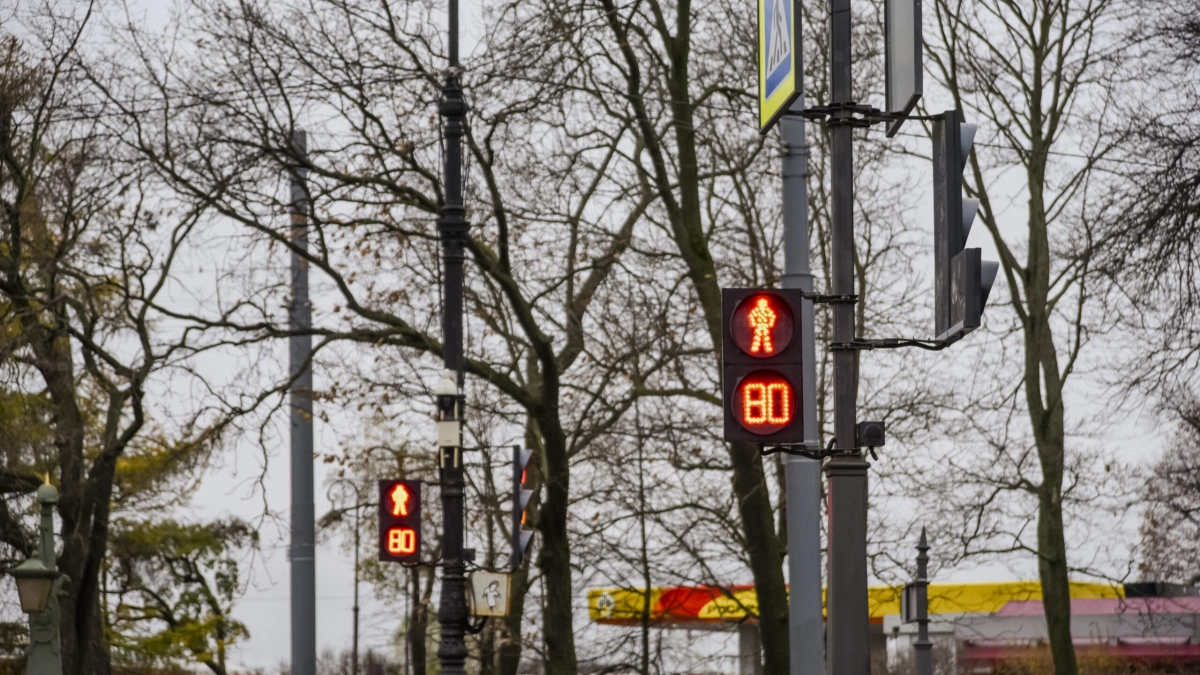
xmin=512 ymin=447 xmax=535 ymax=568
xmin=933 ymin=110 xmax=999 ymax=341
xmin=722 ymin=289 xmax=806 ymax=444
xmin=378 ymin=480 xmax=421 ymax=563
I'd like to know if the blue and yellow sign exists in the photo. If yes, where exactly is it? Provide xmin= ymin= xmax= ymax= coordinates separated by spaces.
xmin=758 ymin=0 xmax=801 ymax=133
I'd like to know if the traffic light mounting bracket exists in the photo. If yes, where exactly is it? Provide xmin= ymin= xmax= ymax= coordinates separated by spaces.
xmin=798 ymin=292 xmax=965 ymax=351
xmin=787 ymin=102 xmax=943 ymax=128
xmin=759 ymin=421 xmax=886 ymax=460
xmin=759 ymin=443 xmax=859 ymax=460
xmin=801 ymin=292 xmax=858 ymax=305
xmin=829 ymin=335 xmax=963 ymax=352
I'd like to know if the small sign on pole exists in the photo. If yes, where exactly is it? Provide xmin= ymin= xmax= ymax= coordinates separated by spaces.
xmin=469 ymin=571 xmax=512 ymax=617
xmin=884 ymin=0 xmax=923 ymax=137
xmin=758 ymin=0 xmax=803 ymax=134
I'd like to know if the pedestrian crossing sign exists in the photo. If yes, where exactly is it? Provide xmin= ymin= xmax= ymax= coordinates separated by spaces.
xmin=758 ymin=0 xmax=801 ymax=133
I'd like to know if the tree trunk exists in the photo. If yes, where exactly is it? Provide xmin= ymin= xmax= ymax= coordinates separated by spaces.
xmin=590 ymin=0 xmax=796 ymax=667
xmin=730 ymin=443 xmax=790 ymax=675
xmin=1036 ymin=452 xmax=1076 ymax=675
xmin=29 ymin=330 xmax=114 ymax=675
xmin=1023 ymin=151 xmax=1076 ymax=675
xmin=536 ymin=424 xmax=577 ymax=675
xmin=662 ymin=29 xmax=792 ymax=675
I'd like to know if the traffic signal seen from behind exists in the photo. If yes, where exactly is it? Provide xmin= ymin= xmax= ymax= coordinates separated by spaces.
xmin=933 ymin=110 xmax=998 ymax=341
xmin=722 ymin=289 xmax=806 ymax=444
xmin=512 ymin=447 xmax=535 ymax=568
xmin=378 ymin=479 xmax=421 ymax=563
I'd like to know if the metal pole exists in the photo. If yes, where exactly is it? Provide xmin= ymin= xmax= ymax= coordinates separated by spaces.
xmin=27 ymin=484 xmax=62 ymax=675
xmin=435 ymin=0 xmax=470 ymax=673
xmin=780 ymin=102 xmax=825 ymax=675
xmin=329 ymin=478 xmax=363 ymax=675
xmin=353 ymin=501 xmax=361 ymax=675
xmin=289 ymin=130 xmax=317 ymax=675
xmin=913 ymin=528 xmax=932 ymax=675
xmin=823 ymin=0 xmax=870 ymax=672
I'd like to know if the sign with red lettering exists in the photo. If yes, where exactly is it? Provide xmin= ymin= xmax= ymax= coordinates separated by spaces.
xmin=379 ymin=479 xmax=421 ymax=563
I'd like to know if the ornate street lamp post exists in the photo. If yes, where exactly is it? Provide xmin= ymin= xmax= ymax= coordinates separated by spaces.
xmin=6 ymin=481 xmax=67 ymax=675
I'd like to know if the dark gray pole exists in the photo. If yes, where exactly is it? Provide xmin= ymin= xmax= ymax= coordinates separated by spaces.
xmin=353 ymin=500 xmax=361 ymax=675
xmin=435 ymin=0 xmax=470 ymax=673
xmin=823 ymin=0 xmax=870 ymax=673
xmin=913 ymin=528 xmax=932 ymax=675
xmin=289 ymin=130 xmax=317 ymax=675
xmin=329 ymin=478 xmax=363 ymax=675
xmin=780 ymin=103 xmax=825 ymax=675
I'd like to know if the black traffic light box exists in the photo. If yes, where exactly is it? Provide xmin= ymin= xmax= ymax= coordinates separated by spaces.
xmin=512 ymin=446 xmax=535 ymax=568
xmin=933 ymin=110 xmax=998 ymax=340
xmin=722 ymin=288 xmax=806 ymax=444
xmin=378 ymin=479 xmax=421 ymax=563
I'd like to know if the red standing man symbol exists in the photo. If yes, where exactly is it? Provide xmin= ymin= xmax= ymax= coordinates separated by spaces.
xmin=391 ymin=483 xmax=410 ymax=516
xmin=748 ymin=298 xmax=777 ymax=354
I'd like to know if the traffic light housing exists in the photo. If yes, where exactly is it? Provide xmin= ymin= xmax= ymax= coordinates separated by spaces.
xmin=933 ymin=110 xmax=998 ymax=341
xmin=722 ymin=288 xmax=806 ymax=444
xmin=512 ymin=446 xmax=535 ymax=568
xmin=378 ymin=479 xmax=421 ymax=563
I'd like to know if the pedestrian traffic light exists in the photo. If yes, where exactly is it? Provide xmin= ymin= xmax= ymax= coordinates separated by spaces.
xmin=933 ymin=110 xmax=999 ymax=341
xmin=722 ymin=289 xmax=806 ymax=444
xmin=512 ymin=446 xmax=535 ymax=568
xmin=378 ymin=479 xmax=421 ymax=563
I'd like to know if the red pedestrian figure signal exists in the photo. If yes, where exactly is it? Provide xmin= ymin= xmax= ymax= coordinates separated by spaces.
xmin=390 ymin=483 xmax=410 ymax=516
xmin=731 ymin=293 xmax=794 ymax=357
xmin=748 ymin=297 xmax=778 ymax=354
xmin=379 ymin=479 xmax=421 ymax=563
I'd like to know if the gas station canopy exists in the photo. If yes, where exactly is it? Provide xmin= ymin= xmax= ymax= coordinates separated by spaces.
xmin=587 ymin=581 xmax=1123 ymax=626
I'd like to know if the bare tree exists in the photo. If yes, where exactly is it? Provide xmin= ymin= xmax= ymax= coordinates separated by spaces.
xmin=921 ymin=0 xmax=1138 ymax=673
xmin=95 ymin=1 xmax=676 ymax=673
xmin=1139 ymin=399 xmax=1200 ymax=583
xmin=87 ymin=1 xmax=1020 ymax=674
xmin=1098 ymin=0 xmax=1200 ymax=407
xmin=0 ymin=5 xmax=236 ymax=673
